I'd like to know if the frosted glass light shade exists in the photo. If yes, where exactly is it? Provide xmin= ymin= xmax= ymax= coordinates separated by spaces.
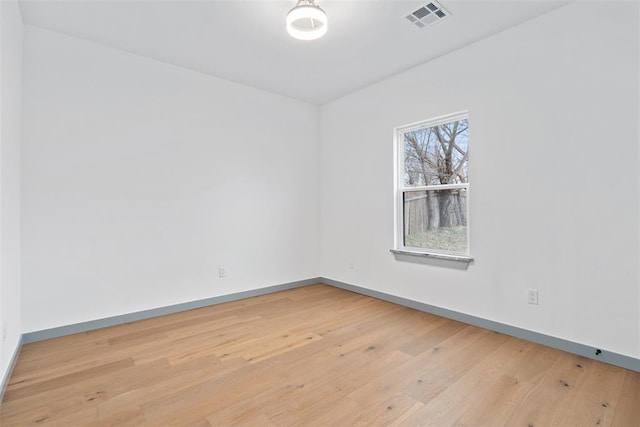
xmin=286 ymin=2 xmax=327 ymax=40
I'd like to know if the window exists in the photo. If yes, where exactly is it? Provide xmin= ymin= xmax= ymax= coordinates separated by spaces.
xmin=393 ymin=112 xmax=471 ymax=260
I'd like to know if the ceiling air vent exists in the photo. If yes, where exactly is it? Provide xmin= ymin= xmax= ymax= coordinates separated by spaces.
xmin=405 ymin=1 xmax=449 ymax=29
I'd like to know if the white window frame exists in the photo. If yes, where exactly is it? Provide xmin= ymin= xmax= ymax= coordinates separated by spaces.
xmin=392 ymin=111 xmax=473 ymax=262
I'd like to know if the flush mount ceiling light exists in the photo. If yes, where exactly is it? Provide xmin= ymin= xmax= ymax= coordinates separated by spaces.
xmin=286 ymin=0 xmax=327 ymax=41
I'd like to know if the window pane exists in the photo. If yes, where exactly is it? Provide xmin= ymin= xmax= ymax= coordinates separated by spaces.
xmin=403 ymin=119 xmax=468 ymax=187
xmin=403 ymin=188 xmax=468 ymax=253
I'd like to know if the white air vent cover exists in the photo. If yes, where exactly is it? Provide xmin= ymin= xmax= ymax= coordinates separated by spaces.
xmin=405 ymin=1 xmax=449 ymax=29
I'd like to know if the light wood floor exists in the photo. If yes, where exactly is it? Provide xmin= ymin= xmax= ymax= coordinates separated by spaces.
xmin=1 ymin=284 xmax=638 ymax=426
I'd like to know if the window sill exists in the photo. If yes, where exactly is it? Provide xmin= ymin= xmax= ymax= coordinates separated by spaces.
xmin=390 ymin=249 xmax=474 ymax=263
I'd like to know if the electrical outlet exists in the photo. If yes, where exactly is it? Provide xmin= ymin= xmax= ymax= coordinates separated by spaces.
xmin=527 ymin=289 xmax=539 ymax=305
xmin=218 ymin=268 xmax=226 ymax=278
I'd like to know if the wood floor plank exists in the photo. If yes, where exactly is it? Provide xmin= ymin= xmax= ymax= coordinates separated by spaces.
xmin=501 ymin=352 xmax=595 ymax=426
xmin=610 ymin=371 xmax=640 ymax=427
xmin=454 ymin=342 xmax=560 ymax=426
xmin=4 ymin=358 xmax=135 ymax=403
xmin=347 ymin=392 xmax=423 ymax=426
xmin=397 ymin=338 xmax=531 ymax=426
xmin=1 ymin=284 xmax=638 ymax=426
xmin=400 ymin=330 xmax=511 ymax=405
xmin=346 ymin=324 xmax=489 ymax=408
xmin=552 ymin=360 xmax=626 ymax=426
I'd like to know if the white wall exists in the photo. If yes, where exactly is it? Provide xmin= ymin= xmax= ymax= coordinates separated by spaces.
xmin=21 ymin=26 xmax=320 ymax=332
xmin=0 ymin=0 xmax=23 ymax=382
xmin=320 ymin=2 xmax=640 ymax=358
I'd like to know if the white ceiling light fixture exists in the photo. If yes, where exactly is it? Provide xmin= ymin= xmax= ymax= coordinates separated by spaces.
xmin=286 ymin=0 xmax=327 ymax=41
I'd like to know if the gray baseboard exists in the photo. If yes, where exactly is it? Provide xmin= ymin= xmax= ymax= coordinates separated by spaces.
xmin=22 ymin=278 xmax=322 ymax=344
xmin=17 ymin=276 xmax=640 ymax=374
xmin=320 ymin=277 xmax=640 ymax=373
xmin=0 ymin=334 xmax=23 ymax=404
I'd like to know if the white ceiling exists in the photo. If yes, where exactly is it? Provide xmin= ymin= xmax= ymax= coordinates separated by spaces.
xmin=19 ymin=0 xmax=570 ymax=104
